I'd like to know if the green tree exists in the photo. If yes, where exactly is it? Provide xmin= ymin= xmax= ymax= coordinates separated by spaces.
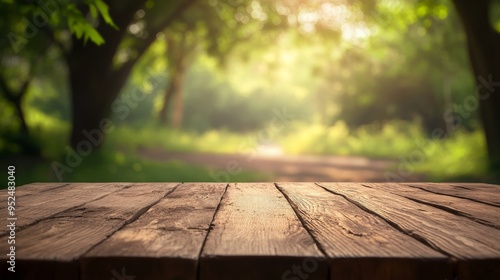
xmin=63 ymin=1 xmax=195 ymax=148
xmin=451 ymin=0 xmax=500 ymax=171
xmin=3 ymin=0 xmax=284 ymax=150
xmin=0 ymin=0 xmax=112 ymax=154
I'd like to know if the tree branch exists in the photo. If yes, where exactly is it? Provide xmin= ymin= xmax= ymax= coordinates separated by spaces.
xmin=0 ymin=76 xmax=14 ymax=101
xmin=68 ymin=0 xmax=149 ymax=72
xmin=39 ymin=25 xmax=68 ymax=59
xmin=112 ymin=0 xmax=197 ymax=90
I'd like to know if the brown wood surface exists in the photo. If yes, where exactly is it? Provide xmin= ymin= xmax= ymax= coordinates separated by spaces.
xmin=200 ymin=183 xmax=327 ymax=280
xmin=446 ymin=182 xmax=500 ymax=190
xmin=402 ymin=182 xmax=500 ymax=207
xmin=81 ymin=183 xmax=227 ymax=280
xmin=0 ymin=183 xmax=69 ymax=208
xmin=0 ymin=183 xmax=130 ymax=237
xmin=364 ymin=183 xmax=500 ymax=229
xmin=277 ymin=183 xmax=451 ymax=280
xmin=1 ymin=182 xmax=69 ymax=197
xmin=1 ymin=182 xmax=499 ymax=280
xmin=318 ymin=182 xmax=500 ymax=280
xmin=0 ymin=183 xmax=178 ymax=280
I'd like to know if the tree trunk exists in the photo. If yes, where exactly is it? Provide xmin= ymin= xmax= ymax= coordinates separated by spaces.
xmin=157 ymin=28 xmax=198 ymax=127
xmin=65 ymin=1 xmax=197 ymax=149
xmin=67 ymin=44 xmax=126 ymax=149
xmin=158 ymin=75 xmax=178 ymax=124
xmin=11 ymin=97 xmax=29 ymax=136
xmin=0 ymin=77 xmax=40 ymax=155
xmin=0 ymin=77 xmax=29 ymax=136
xmin=452 ymin=0 xmax=500 ymax=172
xmin=69 ymin=78 xmax=116 ymax=150
xmin=158 ymin=69 xmax=186 ymax=126
xmin=172 ymin=70 xmax=185 ymax=128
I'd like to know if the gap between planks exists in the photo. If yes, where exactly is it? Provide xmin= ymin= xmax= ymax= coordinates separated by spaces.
xmin=0 ymin=183 xmax=134 ymax=237
xmin=81 ymin=183 xmax=227 ymax=280
xmin=316 ymin=182 xmax=500 ymax=280
xmin=273 ymin=183 xmax=330 ymax=257
xmin=277 ymin=183 xmax=450 ymax=280
xmin=0 ymin=183 xmax=70 ymax=209
xmin=3 ymin=182 xmax=499 ymax=280
xmin=199 ymin=183 xmax=327 ymax=280
xmin=0 ymin=183 xmax=180 ymax=280
xmin=402 ymin=182 xmax=500 ymax=208
xmin=361 ymin=183 xmax=500 ymax=230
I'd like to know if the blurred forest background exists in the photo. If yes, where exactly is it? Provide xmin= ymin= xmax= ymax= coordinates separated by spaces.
xmin=1 ymin=0 xmax=500 ymax=186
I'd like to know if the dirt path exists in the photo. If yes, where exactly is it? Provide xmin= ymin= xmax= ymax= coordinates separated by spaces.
xmin=138 ymin=148 xmax=426 ymax=182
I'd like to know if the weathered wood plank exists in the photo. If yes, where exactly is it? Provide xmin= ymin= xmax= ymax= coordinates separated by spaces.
xmin=0 ymin=183 xmax=131 ymax=237
xmin=402 ymin=182 xmax=500 ymax=207
xmin=448 ymin=182 xmax=500 ymax=190
xmin=81 ymin=183 xmax=227 ymax=280
xmin=364 ymin=183 xmax=500 ymax=229
xmin=0 ymin=183 xmax=69 ymax=208
xmin=11 ymin=182 xmax=69 ymax=195
xmin=318 ymin=183 xmax=500 ymax=280
xmin=277 ymin=183 xmax=450 ymax=280
xmin=200 ymin=183 xmax=327 ymax=280
xmin=0 ymin=183 xmax=178 ymax=280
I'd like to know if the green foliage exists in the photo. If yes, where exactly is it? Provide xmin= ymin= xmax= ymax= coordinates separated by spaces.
xmin=181 ymin=53 xmax=315 ymax=132
xmin=1 ymin=0 xmax=492 ymax=182
xmin=279 ymin=120 xmax=488 ymax=180
xmin=96 ymin=121 xmax=491 ymax=182
xmin=0 ymin=0 xmax=119 ymax=154
xmin=1 ymin=150 xmax=267 ymax=187
xmin=0 ymin=0 xmax=114 ymax=49
xmin=279 ymin=120 xmax=426 ymax=157
xmin=104 ymin=124 xmax=257 ymax=154
xmin=67 ymin=16 xmax=104 ymax=45
xmin=88 ymin=0 xmax=118 ymax=29
xmin=1 ymin=111 xmax=488 ymax=185
xmin=416 ymin=130 xmax=488 ymax=180
xmin=105 ymin=123 xmax=491 ymax=182
xmin=66 ymin=0 xmax=117 ymax=44
xmin=1 ymin=122 xmax=269 ymax=187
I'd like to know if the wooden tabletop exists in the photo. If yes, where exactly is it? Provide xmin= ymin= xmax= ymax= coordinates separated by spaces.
xmin=1 ymin=182 xmax=499 ymax=280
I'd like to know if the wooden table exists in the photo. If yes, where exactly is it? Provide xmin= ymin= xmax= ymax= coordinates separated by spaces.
xmin=1 ymin=182 xmax=499 ymax=280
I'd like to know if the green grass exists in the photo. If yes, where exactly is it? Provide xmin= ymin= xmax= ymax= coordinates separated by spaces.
xmin=279 ymin=120 xmax=431 ymax=157
xmin=2 ymin=119 xmax=492 ymax=186
xmin=1 ymin=122 xmax=271 ymax=187
xmin=278 ymin=120 xmax=490 ymax=181
xmin=56 ymin=151 xmax=267 ymax=182
xmin=413 ymin=130 xmax=489 ymax=180
xmin=107 ymin=121 xmax=491 ymax=181
xmin=104 ymin=124 xmax=251 ymax=154
xmin=2 ymin=151 xmax=269 ymax=187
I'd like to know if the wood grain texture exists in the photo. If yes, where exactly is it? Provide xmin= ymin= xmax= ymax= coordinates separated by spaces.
xmin=277 ymin=183 xmax=450 ymax=280
xmin=1 ymin=182 xmax=499 ymax=280
xmin=0 ymin=183 xmax=69 ymax=208
xmin=200 ymin=183 xmax=327 ymax=280
xmin=448 ymin=182 xmax=500 ymax=189
xmin=436 ymin=182 xmax=500 ymax=191
xmin=0 ymin=183 xmax=130 ymax=237
xmin=402 ymin=182 xmax=500 ymax=207
xmin=0 ymin=183 xmax=178 ymax=280
xmin=81 ymin=183 xmax=227 ymax=280
xmin=12 ymin=182 xmax=69 ymax=195
xmin=318 ymin=183 xmax=500 ymax=280
xmin=364 ymin=183 xmax=500 ymax=229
